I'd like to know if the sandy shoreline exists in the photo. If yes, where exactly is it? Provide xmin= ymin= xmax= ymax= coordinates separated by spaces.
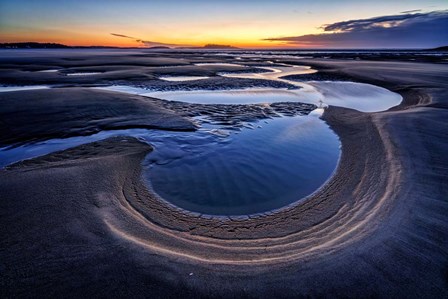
xmin=1 ymin=58 xmax=447 ymax=297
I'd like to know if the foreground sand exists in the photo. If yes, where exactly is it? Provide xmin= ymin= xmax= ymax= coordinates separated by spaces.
xmin=1 ymin=59 xmax=447 ymax=298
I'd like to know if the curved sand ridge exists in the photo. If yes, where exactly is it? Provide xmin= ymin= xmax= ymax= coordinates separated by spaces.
xmin=100 ymin=105 xmax=401 ymax=265
xmin=97 ymin=62 xmax=412 ymax=266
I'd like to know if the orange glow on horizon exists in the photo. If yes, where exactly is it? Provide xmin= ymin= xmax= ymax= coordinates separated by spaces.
xmin=0 ymin=33 xmax=315 ymax=49
xmin=0 ymin=19 xmax=321 ymax=49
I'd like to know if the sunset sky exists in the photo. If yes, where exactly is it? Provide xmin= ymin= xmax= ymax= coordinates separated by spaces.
xmin=0 ymin=0 xmax=447 ymax=49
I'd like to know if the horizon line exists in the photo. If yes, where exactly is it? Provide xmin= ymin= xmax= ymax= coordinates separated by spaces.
xmin=0 ymin=42 xmax=446 ymax=51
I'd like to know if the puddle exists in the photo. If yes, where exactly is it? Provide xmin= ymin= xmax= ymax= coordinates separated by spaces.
xmin=194 ymin=63 xmax=244 ymax=67
xmin=65 ymin=72 xmax=101 ymax=76
xmin=0 ymin=86 xmax=49 ymax=92
xmin=307 ymin=81 xmax=402 ymax=112
xmin=219 ymin=65 xmax=316 ymax=80
xmin=142 ymin=88 xmax=319 ymax=104
xmin=0 ymin=129 xmax=148 ymax=168
xmin=159 ymin=76 xmax=209 ymax=82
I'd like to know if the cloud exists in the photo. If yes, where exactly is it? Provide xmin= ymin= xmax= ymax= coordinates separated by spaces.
xmin=321 ymin=12 xmax=428 ymax=32
xmin=263 ymin=10 xmax=448 ymax=48
xmin=400 ymin=9 xmax=422 ymax=14
xmin=110 ymin=33 xmax=187 ymax=48
xmin=111 ymin=33 xmax=135 ymax=39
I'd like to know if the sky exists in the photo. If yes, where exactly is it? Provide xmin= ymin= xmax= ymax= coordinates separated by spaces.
xmin=0 ymin=0 xmax=447 ymax=49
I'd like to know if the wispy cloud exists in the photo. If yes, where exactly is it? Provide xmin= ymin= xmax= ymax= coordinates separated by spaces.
xmin=264 ymin=10 xmax=448 ymax=48
xmin=111 ymin=33 xmax=134 ymax=39
xmin=400 ymin=9 xmax=422 ymax=14
xmin=110 ymin=33 xmax=188 ymax=48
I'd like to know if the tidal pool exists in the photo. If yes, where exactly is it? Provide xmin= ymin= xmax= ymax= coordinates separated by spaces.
xmin=194 ymin=62 xmax=245 ymax=67
xmin=0 ymin=129 xmax=149 ymax=168
xmin=98 ymin=78 xmax=401 ymax=112
xmin=306 ymin=81 xmax=402 ymax=112
xmin=0 ymin=85 xmax=49 ymax=92
xmin=0 ymin=112 xmax=340 ymax=216
xmin=144 ymin=114 xmax=340 ymax=215
xmin=143 ymin=88 xmax=320 ymax=105
xmin=219 ymin=65 xmax=316 ymax=80
xmin=159 ymin=76 xmax=209 ymax=82
xmin=66 ymin=72 xmax=101 ymax=76
xmin=36 ymin=69 xmax=59 ymax=73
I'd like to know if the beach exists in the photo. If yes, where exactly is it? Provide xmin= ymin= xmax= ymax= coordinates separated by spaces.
xmin=1 ymin=52 xmax=447 ymax=298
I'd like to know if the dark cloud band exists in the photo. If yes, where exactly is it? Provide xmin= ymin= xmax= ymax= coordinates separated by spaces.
xmin=264 ymin=10 xmax=448 ymax=48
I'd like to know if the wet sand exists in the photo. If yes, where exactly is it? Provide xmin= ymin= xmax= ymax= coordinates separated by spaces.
xmin=1 ymin=56 xmax=448 ymax=297
xmin=0 ymin=88 xmax=195 ymax=146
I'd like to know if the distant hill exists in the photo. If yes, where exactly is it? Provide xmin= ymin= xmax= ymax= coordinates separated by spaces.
xmin=0 ymin=42 xmax=122 ymax=49
xmin=146 ymin=46 xmax=171 ymax=50
xmin=0 ymin=42 xmax=71 ymax=49
xmin=426 ymin=46 xmax=448 ymax=51
xmin=177 ymin=44 xmax=239 ymax=50
xmin=203 ymin=44 xmax=238 ymax=49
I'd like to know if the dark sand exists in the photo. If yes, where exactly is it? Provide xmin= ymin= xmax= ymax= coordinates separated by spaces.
xmin=1 ymin=55 xmax=448 ymax=298
xmin=0 ymin=51 xmax=296 ymax=90
xmin=0 ymin=88 xmax=195 ymax=146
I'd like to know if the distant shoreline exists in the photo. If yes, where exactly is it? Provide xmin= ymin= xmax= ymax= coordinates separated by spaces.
xmin=1 ymin=42 xmax=447 ymax=51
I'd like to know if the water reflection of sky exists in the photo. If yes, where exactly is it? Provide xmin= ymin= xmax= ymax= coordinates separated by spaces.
xmin=145 ymin=114 xmax=340 ymax=215
xmin=139 ymin=81 xmax=401 ymax=112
